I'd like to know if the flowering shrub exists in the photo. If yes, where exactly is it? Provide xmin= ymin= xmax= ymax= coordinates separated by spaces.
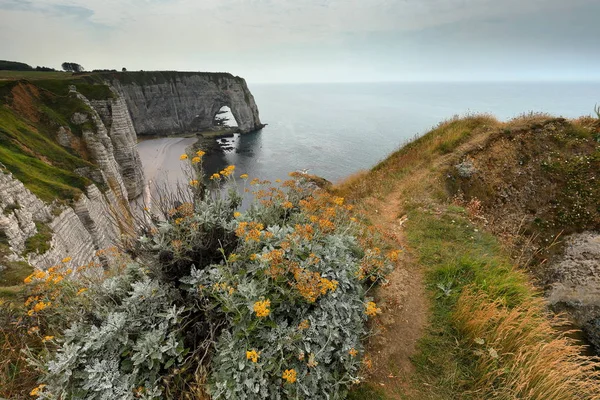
xmin=24 ymin=153 xmax=397 ymax=399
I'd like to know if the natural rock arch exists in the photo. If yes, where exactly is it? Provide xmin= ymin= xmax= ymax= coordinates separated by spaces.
xmin=106 ymin=72 xmax=264 ymax=136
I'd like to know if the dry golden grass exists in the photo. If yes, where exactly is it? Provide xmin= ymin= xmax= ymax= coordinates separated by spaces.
xmin=334 ymin=114 xmax=500 ymax=202
xmin=0 ymin=302 xmax=40 ymax=399
xmin=454 ymin=289 xmax=600 ymax=400
xmin=345 ymin=112 xmax=600 ymax=399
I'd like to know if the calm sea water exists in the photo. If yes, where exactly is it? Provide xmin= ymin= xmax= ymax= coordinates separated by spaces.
xmin=137 ymin=81 xmax=600 ymax=191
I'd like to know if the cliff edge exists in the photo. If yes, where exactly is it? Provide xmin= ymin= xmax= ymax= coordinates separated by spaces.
xmin=97 ymin=71 xmax=264 ymax=135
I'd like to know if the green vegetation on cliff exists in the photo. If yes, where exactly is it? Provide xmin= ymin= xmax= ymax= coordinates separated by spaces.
xmin=337 ymin=113 xmax=600 ymax=399
xmin=0 ymin=80 xmax=105 ymax=201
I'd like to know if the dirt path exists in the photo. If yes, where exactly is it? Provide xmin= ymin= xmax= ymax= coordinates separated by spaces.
xmin=361 ymin=192 xmax=428 ymax=398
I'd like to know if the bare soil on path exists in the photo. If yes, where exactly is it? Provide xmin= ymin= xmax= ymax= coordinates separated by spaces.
xmin=360 ymin=192 xmax=428 ymax=399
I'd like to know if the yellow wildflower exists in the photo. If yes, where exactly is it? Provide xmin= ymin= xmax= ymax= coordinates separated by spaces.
xmin=42 ymin=335 xmax=54 ymax=342
xmin=27 ymin=326 xmax=40 ymax=335
xmin=25 ymin=296 xmax=38 ymax=307
xmin=210 ymin=173 xmax=220 ymax=180
xmin=282 ymin=201 xmax=293 ymax=209
xmin=249 ymin=253 xmax=258 ymax=261
xmin=34 ymin=270 xmax=46 ymax=280
xmin=240 ymin=173 xmax=249 ymax=179
xmin=349 ymin=348 xmax=358 ymax=357
xmin=307 ymin=353 xmax=319 ymax=368
xmin=365 ymin=301 xmax=381 ymax=317
xmin=246 ymin=349 xmax=260 ymax=363
xmin=76 ymin=288 xmax=88 ymax=296
xmin=191 ymin=156 xmax=201 ymax=164
xmin=179 ymin=154 xmax=188 ymax=160
xmin=175 ymin=218 xmax=184 ymax=225
xmin=23 ymin=274 xmax=33 ymax=284
xmin=282 ymin=369 xmax=297 ymax=384
xmin=333 ymin=197 xmax=344 ymax=206
xmin=27 ymin=309 xmax=34 ymax=316
xmin=250 ymin=178 xmax=260 ymax=185
xmin=253 ymin=299 xmax=271 ymax=318
xmin=61 ymin=256 xmax=72 ymax=263
xmin=228 ymin=253 xmax=239 ymax=263
xmin=387 ymin=250 xmax=401 ymax=262
xmin=298 ymin=319 xmax=310 ymax=330
xmin=189 ymin=179 xmax=199 ymax=186
xmin=30 ymin=384 xmax=46 ymax=396
xmin=33 ymin=301 xmax=50 ymax=312
xmin=233 ymin=211 xmax=241 ymax=218
xmin=196 ymin=150 xmax=206 ymax=157
xmin=220 ymin=165 xmax=236 ymax=177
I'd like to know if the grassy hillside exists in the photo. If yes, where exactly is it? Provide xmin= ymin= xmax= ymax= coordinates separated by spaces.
xmin=0 ymin=80 xmax=114 ymax=202
xmin=338 ymin=113 xmax=600 ymax=399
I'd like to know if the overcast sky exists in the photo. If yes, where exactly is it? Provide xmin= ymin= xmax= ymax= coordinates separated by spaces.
xmin=1 ymin=0 xmax=599 ymax=83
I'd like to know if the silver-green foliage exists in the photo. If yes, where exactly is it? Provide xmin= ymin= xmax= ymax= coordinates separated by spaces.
xmin=33 ymin=177 xmax=389 ymax=400
xmin=181 ymin=197 xmax=371 ymax=399
xmin=34 ymin=264 xmax=186 ymax=399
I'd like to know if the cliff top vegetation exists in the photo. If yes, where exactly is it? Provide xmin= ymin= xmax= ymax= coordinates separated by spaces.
xmin=336 ymin=112 xmax=600 ymax=399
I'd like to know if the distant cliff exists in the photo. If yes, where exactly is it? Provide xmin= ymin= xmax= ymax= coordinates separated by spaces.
xmin=98 ymin=71 xmax=264 ymax=135
xmin=0 ymin=71 xmax=263 ymax=273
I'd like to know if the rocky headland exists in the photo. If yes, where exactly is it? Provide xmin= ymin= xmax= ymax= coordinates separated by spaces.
xmin=0 ymin=71 xmax=263 ymax=273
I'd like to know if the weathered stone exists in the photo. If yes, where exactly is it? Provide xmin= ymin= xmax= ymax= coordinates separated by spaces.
xmin=72 ymin=91 xmax=129 ymax=202
xmin=90 ymin=88 xmax=145 ymax=199
xmin=547 ymin=232 xmax=600 ymax=352
xmin=57 ymin=126 xmax=71 ymax=147
xmin=455 ymin=160 xmax=477 ymax=178
xmin=71 ymin=112 xmax=89 ymax=125
xmin=28 ymin=207 xmax=98 ymax=269
xmin=110 ymin=73 xmax=263 ymax=135
xmin=0 ymin=171 xmax=52 ymax=253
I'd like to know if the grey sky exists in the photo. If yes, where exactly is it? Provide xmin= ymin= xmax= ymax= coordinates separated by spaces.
xmin=1 ymin=0 xmax=599 ymax=83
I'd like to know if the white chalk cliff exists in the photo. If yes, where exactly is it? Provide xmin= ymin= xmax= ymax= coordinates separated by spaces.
xmin=0 ymin=71 xmax=263 ymax=271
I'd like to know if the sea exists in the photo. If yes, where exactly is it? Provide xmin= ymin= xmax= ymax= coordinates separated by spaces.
xmin=135 ymin=81 xmax=600 ymax=196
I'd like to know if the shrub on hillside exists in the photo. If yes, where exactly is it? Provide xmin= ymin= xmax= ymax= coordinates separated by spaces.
xmin=22 ymin=154 xmax=396 ymax=399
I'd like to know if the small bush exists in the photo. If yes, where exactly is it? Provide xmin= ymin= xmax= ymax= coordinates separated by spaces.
xmin=24 ymin=222 xmax=52 ymax=255
xmin=22 ymin=157 xmax=396 ymax=399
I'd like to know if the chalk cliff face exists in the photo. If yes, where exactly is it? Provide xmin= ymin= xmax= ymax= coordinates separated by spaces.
xmin=89 ymin=87 xmax=145 ymax=199
xmin=0 ymin=171 xmax=118 ymax=269
xmin=108 ymin=72 xmax=264 ymax=135
xmin=0 ymin=71 xmax=263 ymax=272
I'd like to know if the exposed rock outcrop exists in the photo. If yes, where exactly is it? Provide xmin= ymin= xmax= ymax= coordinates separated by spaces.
xmin=70 ymin=87 xmax=130 ymax=201
xmin=0 ymin=170 xmax=121 ymax=270
xmin=547 ymin=232 xmax=600 ymax=351
xmin=107 ymin=72 xmax=263 ymax=135
xmin=0 ymin=71 xmax=264 ymax=273
xmin=90 ymin=87 xmax=145 ymax=199
xmin=0 ymin=170 xmax=52 ymax=254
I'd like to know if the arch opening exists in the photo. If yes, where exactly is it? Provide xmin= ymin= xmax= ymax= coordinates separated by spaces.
xmin=213 ymin=106 xmax=238 ymax=129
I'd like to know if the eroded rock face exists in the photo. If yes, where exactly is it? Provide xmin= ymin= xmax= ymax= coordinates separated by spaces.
xmin=0 ymin=170 xmax=123 ymax=270
xmin=90 ymin=88 xmax=145 ymax=199
xmin=71 ymin=88 xmax=129 ymax=201
xmin=547 ymin=233 xmax=600 ymax=352
xmin=110 ymin=73 xmax=263 ymax=135
xmin=0 ymin=171 xmax=52 ymax=254
xmin=0 ymin=71 xmax=263 ymax=273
